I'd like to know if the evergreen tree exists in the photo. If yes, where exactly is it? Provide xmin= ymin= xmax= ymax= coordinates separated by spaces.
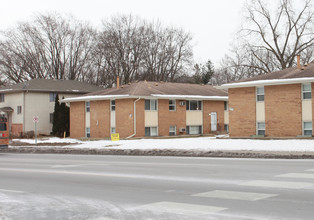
xmin=52 ymin=94 xmax=61 ymax=136
xmin=52 ymin=95 xmax=70 ymax=137
xmin=193 ymin=60 xmax=215 ymax=84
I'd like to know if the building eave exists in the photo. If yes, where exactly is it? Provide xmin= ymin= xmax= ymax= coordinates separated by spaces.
xmin=216 ymin=77 xmax=314 ymax=90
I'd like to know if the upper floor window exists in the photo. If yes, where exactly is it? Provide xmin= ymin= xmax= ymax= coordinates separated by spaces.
xmin=111 ymin=100 xmax=115 ymax=111
xmin=186 ymin=100 xmax=202 ymax=111
xmin=17 ymin=106 xmax=22 ymax=115
xmin=49 ymin=92 xmax=57 ymax=102
xmin=169 ymin=100 xmax=176 ymax=111
xmin=224 ymin=101 xmax=228 ymax=111
xmin=86 ymin=101 xmax=90 ymax=112
xmin=256 ymin=87 xmax=264 ymax=102
xmin=145 ymin=99 xmax=157 ymax=111
xmin=0 ymin=94 xmax=4 ymax=102
xmin=302 ymin=84 xmax=312 ymax=100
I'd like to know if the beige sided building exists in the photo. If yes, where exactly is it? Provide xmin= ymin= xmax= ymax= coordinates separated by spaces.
xmin=0 ymin=79 xmax=102 ymax=136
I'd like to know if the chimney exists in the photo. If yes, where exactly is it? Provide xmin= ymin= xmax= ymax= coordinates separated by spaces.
xmin=297 ymin=55 xmax=301 ymax=69
xmin=116 ymin=76 xmax=120 ymax=89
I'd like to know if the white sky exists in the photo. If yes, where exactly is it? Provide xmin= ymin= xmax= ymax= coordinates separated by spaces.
xmin=0 ymin=0 xmax=247 ymax=66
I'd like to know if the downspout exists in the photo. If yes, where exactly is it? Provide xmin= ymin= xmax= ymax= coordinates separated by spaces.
xmin=126 ymin=97 xmax=141 ymax=139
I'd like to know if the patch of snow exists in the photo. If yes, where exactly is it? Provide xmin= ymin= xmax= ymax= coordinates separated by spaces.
xmin=12 ymin=137 xmax=314 ymax=152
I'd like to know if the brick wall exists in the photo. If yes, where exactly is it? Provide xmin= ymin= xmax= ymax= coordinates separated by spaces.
xmin=90 ymin=100 xmax=110 ymax=138
xmin=116 ymin=99 xmax=135 ymax=138
xmin=135 ymin=99 xmax=145 ymax=137
xmin=70 ymin=102 xmax=85 ymax=138
xmin=229 ymin=87 xmax=256 ymax=137
xmin=158 ymin=100 xmax=186 ymax=136
xmin=203 ymin=101 xmax=225 ymax=133
xmin=11 ymin=124 xmax=23 ymax=137
xmin=265 ymin=84 xmax=302 ymax=137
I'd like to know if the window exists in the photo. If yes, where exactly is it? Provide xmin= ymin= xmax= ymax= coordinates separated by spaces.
xmin=86 ymin=127 xmax=90 ymax=138
xmin=169 ymin=126 xmax=176 ymax=136
xmin=50 ymin=113 xmax=54 ymax=124
xmin=256 ymin=87 xmax=264 ymax=102
xmin=111 ymin=100 xmax=115 ymax=111
xmin=49 ymin=92 xmax=57 ymax=102
xmin=86 ymin=101 xmax=90 ymax=112
xmin=0 ymin=94 xmax=4 ymax=102
xmin=186 ymin=125 xmax=202 ymax=135
xmin=257 ymin=122 xmax=265 ymax=136
xmin=303 ymin=122 xmax=312 ymax=136
xmin=111 ymin=127 xmax=116 ymax=134
xmin=145 ymin=127 xmax=158 ymax=136
xmin=169 ymin=100 xmax=176 ymax=111
xmin=186 ymin=100 xmax=202 ymax=111
xmin=224 ymin=124 xmax=229 ymax=133
xmin=224 ymin=101 xmax=228 ymax=111
xmin=145 ymin=100 xmax=157 ymax=111
xmin=17 ymin=106 xmax=22 ymax=114
xmin=302 ymin=84 xmax=312 ymax=100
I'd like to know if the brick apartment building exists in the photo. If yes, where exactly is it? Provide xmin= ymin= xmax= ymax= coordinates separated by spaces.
xmin=218 ymin=58 xmax=314 ymax=138
xmin=63 ymin=81 xmax=229 ymax=139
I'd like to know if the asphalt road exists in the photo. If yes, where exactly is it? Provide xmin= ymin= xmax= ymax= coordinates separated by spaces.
xmin=0 ymin=153 xmax=314 ymax=219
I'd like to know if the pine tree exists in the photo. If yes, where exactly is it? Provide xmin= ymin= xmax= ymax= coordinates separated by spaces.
xmin=52 ymin=94 xmax=60 ymax=136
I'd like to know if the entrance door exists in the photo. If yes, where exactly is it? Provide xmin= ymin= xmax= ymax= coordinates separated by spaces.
xmin=211 ymin=112 xmax=217 ymax=131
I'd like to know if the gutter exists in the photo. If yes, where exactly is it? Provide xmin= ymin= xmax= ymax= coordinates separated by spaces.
xmin=126 ymin=98 xmax=141 ymax=139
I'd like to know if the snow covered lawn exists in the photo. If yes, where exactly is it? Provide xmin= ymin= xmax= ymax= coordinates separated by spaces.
xmin=11 ymin=136 xmax=314 ymax=152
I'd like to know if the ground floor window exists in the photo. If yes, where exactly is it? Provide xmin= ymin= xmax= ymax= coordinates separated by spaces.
xmin=303 ymin=122 xmax=312 ymax=136
xmin=186 ymin=125 xmax=202 ymax=135
xmin=257 ymin=122 xmax=265 ymax=136
xmin=145 ymin=127 xmax=158 ymax=136
xmin=86 ymin=127 xmax=90 ymax=138
xmin=111 ymin=127 xmax=116 ymax=134
xmin=169 ymin=126 xmax=176 ymax=136
xmin=224 ymin=124 xmax=229 ymax=133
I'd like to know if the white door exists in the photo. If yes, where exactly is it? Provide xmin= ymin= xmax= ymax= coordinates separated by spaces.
xmin=211 ymin=112 xmax=217 ymax=131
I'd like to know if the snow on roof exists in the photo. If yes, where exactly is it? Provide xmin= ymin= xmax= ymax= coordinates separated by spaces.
xmin=218 ymin=77 xmax=314 ymax=89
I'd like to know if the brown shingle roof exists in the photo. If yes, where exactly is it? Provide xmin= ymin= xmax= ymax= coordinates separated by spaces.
xmin=0 ymin=79 xmax=102 ymax=94
xmin=86 ymin=81 xmax=228 ymax=97
xmin=231 ymin=62 xmax=314 ymax=84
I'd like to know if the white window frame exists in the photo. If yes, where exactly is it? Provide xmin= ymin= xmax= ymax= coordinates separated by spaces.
xmin=49 ymin=92 xmax=57 ymax=102
xmin=186 ymin=100 xmax=202 ymax=111
xmin=145 ymin=127 xmax=158 ymax=136
xmin=86 ymin=127 xmax=90 ymax=138
xmin=303 ymin=121 xmax=312 ymax=136
xmin=256 ymin=87 xmax=264 ymax=102
xmin=169 ymin=100 xmax=176 ymax=111
xmin=17 ymin=106 xmax=22 ymax=115
xmin=111 ymin=127 xmax=116 ymax=134
xmin=186 ymin=125 xmax=202 ymax=135
xmin=86 ymin=101 xmax=90 ymax=113
xmin=145 ymin=99 xmax=158 ymax=111
xmin=169 ymin=126 xmax=176 ymax=136
xmin=257 ymin=122 xmax=265 ymax=136
xmin=0 ymin=93 xmax=4 ymax=102
xmin=302 ymin=83 xmax=312 ymax=100
xmin=111 ymin=100 xmax=115 ymax=111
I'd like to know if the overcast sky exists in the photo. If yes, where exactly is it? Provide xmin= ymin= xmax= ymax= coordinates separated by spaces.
xmin=1 ymin=0 xmax=247 ymax=66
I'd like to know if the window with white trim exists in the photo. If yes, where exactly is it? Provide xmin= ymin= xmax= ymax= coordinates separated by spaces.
xmin=224 ymin=124 xmax=229 ymax=133
xmin=111 ymin=100 xmax=115 ymax=111
xmin=169 ymin=100 xmax=176 ymax=111
xmin=17 ymin=106 xmax=22 ymax=114
xmin=186 ymin=100 xmax=202 ymax=111
xmin=303 ymin=122 xmax=312 ymax=136
xmin=86 ymin=127 xmax=90 ymax=138
xmin=302 ymin=84 xmax=312 ymax=100
xmin=257 ymin=122 xmax=265 ymax=136
xmin=145 ymin=100 xmax=157 ymax=111
xmin=186 ymin=125 xmax=202 ymax=135
xmin=224 ymin=101 xmax=228 ymax=111
xmin=145 ymin=127 xmax=158 ymax=136
xmin=111 ymin=127 xmax=116 ymax=134
xmin=169 ymin=126 xmax=176 ymax=136
xmin=256 ymin=87 xmax=264 ymax=102
xmin=49 ymin=92 xmax=57 ymax=102
xmin=86 ymin=101 xmax=90 ymax=112
xmin=0 ymin=94 xmax=4 ymax=102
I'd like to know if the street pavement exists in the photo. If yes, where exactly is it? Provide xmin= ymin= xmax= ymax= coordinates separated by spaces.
xmin=0 ymin=153 xmax=313 ymax=219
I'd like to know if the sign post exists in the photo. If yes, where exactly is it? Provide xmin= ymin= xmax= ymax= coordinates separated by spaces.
xmin=33 ymin=116 xmax=39 ymax=145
